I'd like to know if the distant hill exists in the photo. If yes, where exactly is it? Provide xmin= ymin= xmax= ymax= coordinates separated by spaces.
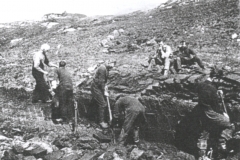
xmin=0 ymin=0 xmax=239 ymax=92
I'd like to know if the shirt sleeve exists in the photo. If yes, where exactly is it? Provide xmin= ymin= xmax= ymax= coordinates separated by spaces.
xmin=113 ymin=99 xmax=121 ymax=118
xmin=113 ymin=98 xmax=125 ymax=119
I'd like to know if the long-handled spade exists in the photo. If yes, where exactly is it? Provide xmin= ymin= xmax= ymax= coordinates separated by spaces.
xmin=105 ymin=87 xmax=116 ymax=144
xmin=73 ymin=99 xmax=78 ymax=134
xmin=219 ymin=92 xmax=229 ymax=119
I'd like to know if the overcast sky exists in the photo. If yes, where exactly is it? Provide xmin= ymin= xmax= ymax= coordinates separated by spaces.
xmin=0 ymin=0 xmax=167 ymax=23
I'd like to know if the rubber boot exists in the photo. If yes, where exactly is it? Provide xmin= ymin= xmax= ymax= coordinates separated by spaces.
xmin=99 ymin=107 xmax=108 ymax=129
xmin=133 ymin=127 xmax=140 ymax=143
xmin=118 ymin=129 xmax=127 ymax=145
xmin=163 ymin=69 xmax=169 ymax=76
xmin=170 ymin=68 xmax=176 ymax=75
xmin=197 ymin=138 xmax=208 ymax=160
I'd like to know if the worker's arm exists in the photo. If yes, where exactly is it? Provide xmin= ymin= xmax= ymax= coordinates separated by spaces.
xmin=48 ymin=62 xmax=58 ymax=68
xmin=113 ymin=99 xmax=121 ymax=119
xmin=95 ymin=66 xmax=107 ymax=93
xmin=188 ymin=49 xmax=196 ymax=59
xmin=54 ymin=69 xmax=60 ymax=84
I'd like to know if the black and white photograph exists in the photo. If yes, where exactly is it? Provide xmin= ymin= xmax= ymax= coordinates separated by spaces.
xmin=0 ymin=0 xmax=239 ymax=159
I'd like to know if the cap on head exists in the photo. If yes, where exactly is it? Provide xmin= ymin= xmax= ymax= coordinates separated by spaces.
xmin=105 ymin=60 xmax=116 ymax=69
xmin=41 ymin=44 xmax=50 ymax=51
xmin=159 ymin=41 xmax=164 ymax=46
xmin=210 ymin=66 xmax=223 ymax=78
xmin=59 ymin=60 xmax=66 ymax=67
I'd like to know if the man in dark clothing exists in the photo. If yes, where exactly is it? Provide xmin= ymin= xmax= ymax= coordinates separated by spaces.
xmin=54 ymin=60 xmax=74 ymax=123
xmin=175 ymin=41 xmax=204 ymax=72
xmin=112 ymin=96 xmax=146 ymax=145
xmin=195 ymin=68 xmax=234 ymax=159
xmin=32 ymin=44 xmax=58 ymax=103
xmin=91 ymin=61 xmax=115 ymax=129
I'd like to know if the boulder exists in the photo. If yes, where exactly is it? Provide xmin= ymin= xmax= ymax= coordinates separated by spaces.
xmin=1 ymin=150 xmax=18 ymax=160
xmin=113 ymin=30 xmax=120 ymax=37
xmin=63 ymin=28 xmax=76 ymax=33
xmin=232 ymin=33 xmax=238 ymax=39
xmin=23 ymin=156 xmax=37 ymax=160
xmin=107 ymin=35 xmax=115 ymax=41
xmin=0 ymin=135 xmax=12 ymax=142
xmin=77 ymin=135 xmax=98 ymax=143
xmin=93 ymin=132 xmax=112 ymax=143
xmin=44 ymin=150 xmax=64 ymax=160
xmin=41 ymin=22 xmax=59 ymax=29
xmin=130 ymin=148 xmax=144 ymax=160
xmin=23 ymin=143 xmax=48 ymax=158
xmin=146 ymin=38 xmax=157 ymax=46
xmin=10 ymin=38 xmax=23 ymax=47
xmin=12 ymin=141 xmax=30 ymax=154
xmin=61 ymin=153 xmax=79 ymax=160
xmin=118 ymin=29 xmax=124 ymax=34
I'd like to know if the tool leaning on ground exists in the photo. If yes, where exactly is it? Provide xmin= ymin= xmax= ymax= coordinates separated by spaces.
xmin=105 ymin=86 xmax=112 ymax=125
xmin=218 ymin=90 xmax=229 ymax=119
xmin=104 ymin=86 xmax=116 ymax=144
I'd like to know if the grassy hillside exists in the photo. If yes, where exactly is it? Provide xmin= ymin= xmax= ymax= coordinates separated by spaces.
xmin=0 ymin=0 xmax=239 ymax=92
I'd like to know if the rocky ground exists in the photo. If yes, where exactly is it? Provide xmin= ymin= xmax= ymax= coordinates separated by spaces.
xmin=0 ymin=0 xmax=240 ymax=159
xmin=0 ymin=88 xmax=199 ymax=160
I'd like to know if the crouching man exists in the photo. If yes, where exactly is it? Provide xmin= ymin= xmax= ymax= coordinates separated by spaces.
xmin=112 ymin=96 xmax=146 ymax=145
xmin=196 ymin=67 xmax=234 ymax=159
xmin=53 ymin=60 xmax=74 ymax=125
xmin=175 ymin=41 xmax=204 ymax=72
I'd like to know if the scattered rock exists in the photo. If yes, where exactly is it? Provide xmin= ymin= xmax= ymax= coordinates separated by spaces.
xmin=113 ymin=30 xmax=120 ymax=37
xmin=41 ymin=22 xmax=59 ymax=29
xmin=23 ymin=143 xmax=48 ymax=158
xmin=0 ymin=135 xmax=12 ymax=142
xmin=118 ymin=29 xmax=124 ymax=34
xmin=44 ymin=150 xmax=64 ymax=160
xmin=61 ymin=153 xmax=79 ymax=160
xmin=107 ymin=35 xmax=115 ymax=41
xmin=63 ymin=28 xmax=76 ymax=33
xmin=12 ymin=141 xmax=30 ymax=154
xmin=232 ymin=33 xmax=238 ymax=39
xmin=130 ymin=148 xmax=144 ymax=160
xmin=10 ymin=38 xmax=23 ymax=47
xmin=23 ymin=156 xmax=37 ymax=160
xmin=146 ymin=38 xmax=157 ymax=46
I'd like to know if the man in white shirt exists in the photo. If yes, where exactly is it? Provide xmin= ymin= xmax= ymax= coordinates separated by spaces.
xmin=32 ymin=44 xmax=58 ymax=103
xmin=148 ymin=41 xmax=174 ymax=76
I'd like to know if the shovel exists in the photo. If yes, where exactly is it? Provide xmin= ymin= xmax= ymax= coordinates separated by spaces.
xmin=219 ymin=93 xmax=229 ymax=119
xmin=105 ymin=87 xmax=115 ymax=143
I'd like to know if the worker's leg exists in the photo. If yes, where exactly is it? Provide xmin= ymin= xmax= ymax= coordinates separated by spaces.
xmin=118 ymin=110 xmax=139 ymax=144
xmin=193 ymin=56 xmax=205 ymax=69
xmin=91 ymin=83 xmax=108 ymax=128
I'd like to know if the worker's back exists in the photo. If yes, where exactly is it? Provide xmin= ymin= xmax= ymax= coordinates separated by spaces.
xmin=55 ymin=68 xmax=73 ymax=90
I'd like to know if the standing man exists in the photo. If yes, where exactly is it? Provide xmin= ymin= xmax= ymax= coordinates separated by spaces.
xmin=91 ymin=61 xmax=115 ymax=129
xmin=112 ymin=96 xmax=146 ymax=145
xmin=32 ymin=44 xmax=58 ymax=103
xmin=148 ymin=41 xmax=174 ymax=76
xmin=54 ymin=60 xmax=74 ymax=123
xmin=175 ymin=41 xmax=205 ymax=72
